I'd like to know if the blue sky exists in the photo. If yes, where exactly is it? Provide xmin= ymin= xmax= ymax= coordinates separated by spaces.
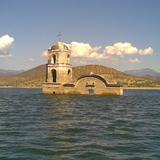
xmin=0 ymin=0 xmax=160 ymax=71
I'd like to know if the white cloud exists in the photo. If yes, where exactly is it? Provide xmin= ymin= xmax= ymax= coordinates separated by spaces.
xmin=42 ymin=42 xmax=105 ymax=59
xmin=104 ymin=42 xmax=154 ymax=56
xmin=138 ymin=47 xmax=154 ymax=55
xmin=128 ymin=58 xmax=140 ymax=63
xmin=41 ymin=50 xmax=48 ymax=56
xmin=42 ymin=41 xmax=154 ymax=67
xmin=68 ymin=42 xmax=104 ymax=59
xmin=0 ymin=35 xmax=14 ymax=58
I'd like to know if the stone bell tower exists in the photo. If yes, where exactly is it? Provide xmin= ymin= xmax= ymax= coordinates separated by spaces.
xmin=46 ymin=42 xmax=72 ymax=84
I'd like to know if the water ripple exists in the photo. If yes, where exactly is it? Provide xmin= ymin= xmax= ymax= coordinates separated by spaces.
xmin=0 ymin=88 xmax=160 ymax=159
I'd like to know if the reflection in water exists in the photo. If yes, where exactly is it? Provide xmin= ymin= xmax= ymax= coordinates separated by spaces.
xmin=44 ymin=95 xmax=80 ymax=130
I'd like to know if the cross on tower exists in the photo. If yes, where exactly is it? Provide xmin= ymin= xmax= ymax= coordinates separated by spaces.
xmin=57 ymin=33 xmax=62 ymax=41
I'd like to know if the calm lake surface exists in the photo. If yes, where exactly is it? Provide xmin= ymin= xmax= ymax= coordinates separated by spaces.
xmin=0 ymin=89 xmax=160 ymax=160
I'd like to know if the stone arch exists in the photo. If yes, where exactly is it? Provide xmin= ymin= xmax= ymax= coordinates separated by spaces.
xmin=52 ymin=69 xmax=57 ymax=82
xmin=76 ymin=74 xmax=109 ymax=87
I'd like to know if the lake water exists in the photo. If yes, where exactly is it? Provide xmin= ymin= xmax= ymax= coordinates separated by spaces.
xmin=0 ymin=89 xmax=160 ymax=160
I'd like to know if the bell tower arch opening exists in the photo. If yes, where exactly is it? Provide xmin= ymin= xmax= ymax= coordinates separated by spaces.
xmin=68 ymin=69 xmax=71 ymax=75
xmin=52 ymin=69 xmax=57 ymax=82
xmin=53 ymin=54 xmax=56 ymax=64
xmin=67 ymin=54 xmax=70 ymax=64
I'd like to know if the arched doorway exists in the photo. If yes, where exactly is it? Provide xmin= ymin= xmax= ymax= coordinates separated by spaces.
xmin=52 ymin=69 xmax=56 ymax=82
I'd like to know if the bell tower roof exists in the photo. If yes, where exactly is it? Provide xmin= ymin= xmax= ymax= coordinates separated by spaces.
xmin=50 ymin=42 xmax=69 ymax=51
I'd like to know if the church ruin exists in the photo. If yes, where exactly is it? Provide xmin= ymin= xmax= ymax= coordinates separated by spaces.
xmin=42 ymin=42 xmax=123 ymax=95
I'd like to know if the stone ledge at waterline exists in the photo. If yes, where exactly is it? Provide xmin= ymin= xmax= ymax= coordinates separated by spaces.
xmin=42 ymin=83 xmax=123 ymax=95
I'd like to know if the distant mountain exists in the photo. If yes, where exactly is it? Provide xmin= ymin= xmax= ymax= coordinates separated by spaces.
xmin=0 ymin=64 xmax=159 ymax=87
xmin=0 ymin=69 xmax=24 ymax=76
xmin=124 ymin=68 xmax=160 ymax=79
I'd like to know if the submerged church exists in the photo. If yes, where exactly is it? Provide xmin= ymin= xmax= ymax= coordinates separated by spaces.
xmin=42 ymin=42 xmax=123 ymax=95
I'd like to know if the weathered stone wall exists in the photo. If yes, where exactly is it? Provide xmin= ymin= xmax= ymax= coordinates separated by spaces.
xmin=42 ymin=84 xmax=78 ymax=94
xmin=47 ymin=64 xmax=54 ymax=83
xmin=42 ymin=83 xmax=123 ymax=96
xmin=47 ymin=65 xmax=72 ymax=84
xmin=57 ymin=51 xmax=71 ymax=64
